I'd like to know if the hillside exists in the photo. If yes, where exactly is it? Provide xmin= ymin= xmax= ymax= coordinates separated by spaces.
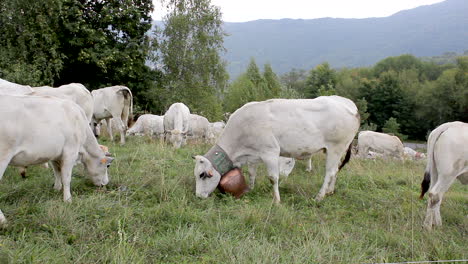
xmin=222 ymin=0 xmax=468 ymax=77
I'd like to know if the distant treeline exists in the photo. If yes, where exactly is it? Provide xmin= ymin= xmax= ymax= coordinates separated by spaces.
xmin=228 ymin=54 xmax=467 ymax=140
xmin=0 ymin=1 xmax=466 ymax=141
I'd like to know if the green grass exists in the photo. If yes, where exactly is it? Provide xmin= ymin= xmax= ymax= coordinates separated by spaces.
xmin=0 ymin=136 xmax=466 ymax=263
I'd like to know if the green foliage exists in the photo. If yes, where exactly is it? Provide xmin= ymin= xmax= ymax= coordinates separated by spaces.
xmin=0 ymin=0 xmax=157 ymax=105
xmin=0 ymin=0 xmax=63 ymax=85
xmin=155 ymin=0 xmax=227 ymax=121
xmin=382 ymin=117 xmax=407 ymax=141
xmin=263 ymin=63 xmax=282 ymax=98
xmin=305 ymin=62 xmax=337 ymax=98
xmin=280 ymin=68 xmax=307 ymax=96
xmin=224 ymin=74 xmax=256 ymax=113
xmin=224 ymin=59 xmax=286 ymax=113
xmin=355 ymin=98 xmax=370 ymax=125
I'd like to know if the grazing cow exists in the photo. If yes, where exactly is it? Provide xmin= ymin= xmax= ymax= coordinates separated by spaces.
xmin=30 ymin=83 xmax=94 ymax=123
xmin=188 ymin=114 xmax=210 ymax=141
xmin=207 ymin=121 xmax=226 ymax=144
xmin=0 ymin=95 xmax=113 ymax=225
xmin=193 ymin=96 xmax=360 ymax=202
xmin=91 ymin=86 xmax=133 ymax=145
xmin=403 ymin=147 xmax=426 ymax=160
xmin=163 ymin=103 xmax=191 ymax=149
xmin=358 ymin=131 xmax=404 ymax=159
xmin=126 ymin=114 xmax=164 ymax=138
xmin=420 ymin=121 xmax=468 ymax=230
xmin=0 ymin=78 xmax=33 ymax=95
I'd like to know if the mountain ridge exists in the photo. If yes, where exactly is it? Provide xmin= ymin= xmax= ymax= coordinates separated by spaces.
xmin=221 ymin=0 xmax=468 ymax=77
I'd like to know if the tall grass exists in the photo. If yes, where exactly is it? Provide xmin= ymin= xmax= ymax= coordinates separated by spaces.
xmin=0 ymin=136 xmax=466 ymax=263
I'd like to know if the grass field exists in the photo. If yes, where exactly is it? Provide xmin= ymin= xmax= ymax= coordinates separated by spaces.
xmin=0 ymin=136 xmax=466 ymax=263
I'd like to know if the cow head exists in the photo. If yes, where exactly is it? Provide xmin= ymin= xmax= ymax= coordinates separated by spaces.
xmin=279 ymin=157 xmax=295 ymax=178
xmin=193 ymin=155 xmax=222 ymax=198
xmin=82 ymin=153 xmax=113 ymax=187
xmin=91 ymin=118 xmax=101 ymax=138
xmin=167 ymin=129 xmax=186 ymax=149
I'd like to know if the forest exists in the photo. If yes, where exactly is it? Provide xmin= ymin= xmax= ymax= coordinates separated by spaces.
xmin=0 ymin=0 xmax=466 ymax=140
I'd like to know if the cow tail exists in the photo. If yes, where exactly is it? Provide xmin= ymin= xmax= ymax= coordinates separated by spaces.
xmin=119 ymin=87 xmax=133 ymax=128
xmin=419 ymin=171 xmax=431 ymax=199
xmin=419 ymin=124 xmax=449 ymax=199
xmin=338 ymin=142 xmax=353 ymax=171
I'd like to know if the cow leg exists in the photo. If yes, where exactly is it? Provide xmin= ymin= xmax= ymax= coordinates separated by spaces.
xmin=60 ymin=158 xmax=75 ymax=202
xmin=306 ymin=157 xmax=313 ymax=172
xmin=0 ymin=154 xmax=13 ymax=226
xmin=316 ymin=149 xmax=342 ymax=201
xmin=0 ymin=153 xmax=14 ymax=181
xmin=114 ymin=118 xmax=126 ymax=145
xmin=247 ymin=163 xmax=259 ymax=190
xmin=50 ymin=160 xmax=62 ymax=191
xmin=423 ymin=174 xmax=456 ymax=229
xmin=358 ymin=145 xmax=368 ymax=159
xmin=105 ymin=118 xmax=114 ymax=142
xmin=262 ymin=156 xmax=281 ymax=204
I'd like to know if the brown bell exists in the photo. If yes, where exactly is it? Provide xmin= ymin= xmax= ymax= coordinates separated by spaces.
xmin=218 ymin=168 xmax=250 ymax=198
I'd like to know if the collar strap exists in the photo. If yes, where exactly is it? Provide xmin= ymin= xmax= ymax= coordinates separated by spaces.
xmin=204 ymin=144 xmax=234 ymax=176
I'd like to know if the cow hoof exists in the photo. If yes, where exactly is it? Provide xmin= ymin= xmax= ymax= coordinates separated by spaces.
xmin=0 ymin=216 xmax=7 ymax=228
xmin=314 ymin=195 xmax=324 ymax=202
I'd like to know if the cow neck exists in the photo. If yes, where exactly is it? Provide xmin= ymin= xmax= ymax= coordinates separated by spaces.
xmin=204 ymin=144 xmax=234 ymax=176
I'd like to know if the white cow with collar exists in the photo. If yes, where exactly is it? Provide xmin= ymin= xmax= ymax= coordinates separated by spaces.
xmin=91 ymin=86 xmax=133 ymax=145
xmin=193 ymin=96 xmax=360 ymax=202
xmin=358 ymin=131 xmax=404 ymax=159
xmin=163 ymin=103 xmax=191 ymax=149
xmin=420 ymin=121 xmax=468 ymax=230
xmin=0 ymin=95 xmax=113 ymax=225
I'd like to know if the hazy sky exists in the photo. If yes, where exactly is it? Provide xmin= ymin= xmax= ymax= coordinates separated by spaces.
xmin=152 ymin=0 xmax=445 ymax=22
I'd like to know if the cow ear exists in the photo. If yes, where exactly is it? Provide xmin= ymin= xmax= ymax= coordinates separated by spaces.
xmin=106 ymin=157 xmax=114 ymax=165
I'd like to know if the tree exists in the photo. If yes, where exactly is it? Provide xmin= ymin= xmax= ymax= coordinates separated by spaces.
xmin=280 ymin=68 xmax=307 ymax=96
xmin=305 ymin=62 xmax=337 ymax=98
xmin=263 ymin=63 xmax=281 ymax=98
xmin=0 ymin=0 xmax=63 ymax=85
xmin=0 ymin=0 xmax=156 ymax=105
xmin=382 ymin=117 xmax=407 ymax=141
xmin=223 ymin=74 xmax=256 ymax=113
xmin=156 ymin=0 xmax=227 ymax=120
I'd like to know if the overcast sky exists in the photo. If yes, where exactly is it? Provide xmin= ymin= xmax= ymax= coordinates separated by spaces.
xmin=152 ymin=0 xmax=445 ymax=22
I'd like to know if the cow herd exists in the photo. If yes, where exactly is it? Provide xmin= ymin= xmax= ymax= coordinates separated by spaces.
xmin=0 ymin=78 xmax=466 ymax=231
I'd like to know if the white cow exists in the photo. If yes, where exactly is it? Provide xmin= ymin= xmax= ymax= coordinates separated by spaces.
xmin=420 ymin=121 xmax=468 ymax=230
xmin=91 ymin=86 xmax=133 ymax=145
xmin=0 ymin=95 xmax=113 ymax=225
xmin=0 ymin=78 xmax=33 ymax=95
xmin=30 ymin=83 xmax=94 ymax=123
xmin=163 ymin=103 xmax=191 ymax=149
xmin=188 ymin=114 xmax=210 ymax=141
xmin=126 ymin=114 xmax=164 ymax=138
xmin=193 ymin=96 xmax=360 ymax=202
xmin=403 ymin=147 xmax=426 ymax=160
xmin=358 ymin=131 xmax=404 ymax=159
xmin=207 ymin=121 xmax=226 ymax=144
